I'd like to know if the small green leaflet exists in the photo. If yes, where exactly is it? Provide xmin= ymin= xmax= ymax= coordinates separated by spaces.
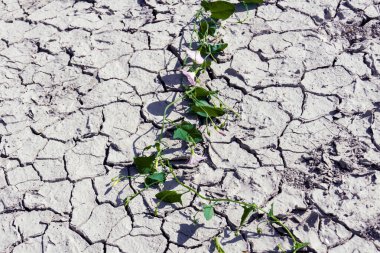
xmin=201 ymin=59 xmax=212 ymax=69
xmin=173 ymin=121 xmax=203 ymax=144
xmin=133 ymin=155 xmax=156 ymax=174
xmin=200 ymin=43 xmax=228 ymax=58
xmin=240 ymin=205 xmax=256 ymax=226
xmin=201 ymin=1 xmax=235 ymax=20
xmin=268 ymin=203 xmax=274 ymax=219
xmin=190 ymin=100 xmax=226 ymax=118
xmin=293 ymin=242 xmax=309 ymax=252
xmin=203 ymin=205 xmax=214 ymax=221
xmin=155 ymin=190 xmax=183 ymax=204
xmin=213 ymin=237 xmax=225 ymax=253
xmin=210 ymin=43 xmax=228 ymax=55
xmin=145 ymin=172 xmax=166 ymax=187
xmin=199 ymin=20 xmax=217 ymax=39
xmin=190 ymin=86 xmax=217 ymax=100
xmin=212 ymin=43 xmax=228 ymax=52
xmin=174 ymin=128 xmax=191 ymax=142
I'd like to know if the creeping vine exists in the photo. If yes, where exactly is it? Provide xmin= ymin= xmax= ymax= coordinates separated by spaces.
xmin=113 ymin=1 xmax=309 ymax=252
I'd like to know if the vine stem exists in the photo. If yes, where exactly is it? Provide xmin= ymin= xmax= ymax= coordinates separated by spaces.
xmin=124 ymin=186 xmax=149 ymax=205
xmin=167 ymin=161 xmax=248 ymax=206
xmin=158 ymin=86 xmax=200 ymax=144
xmin=269 ymin=216 xmax=298 ymax=245
xmin=125 ymin=180 xmax=166 ymax=206
xmin=166 ymin=161 xmax=301 ymax=247
xmin=158 ymin=95 xmax=185 ymax=143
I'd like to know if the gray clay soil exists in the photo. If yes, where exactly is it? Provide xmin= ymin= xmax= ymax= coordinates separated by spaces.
xmin=0 ymin=0 xmax=380 ymax=252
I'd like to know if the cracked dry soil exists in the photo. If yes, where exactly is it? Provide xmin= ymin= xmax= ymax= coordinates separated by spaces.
xmin=1 ymin=0 xmax=380 ymax=252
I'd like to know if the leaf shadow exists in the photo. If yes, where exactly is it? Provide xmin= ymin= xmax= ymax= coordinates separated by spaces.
xmin=177 ymin=223 xmax=202 ymax=245
xmin=159 ymin=72 xmax=193 ymax=91
xmin=146 ymin=100 xmax=175 ymax=117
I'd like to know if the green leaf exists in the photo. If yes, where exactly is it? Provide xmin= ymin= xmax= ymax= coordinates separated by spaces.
xmin=173 ymin=128 xmax=189 ymax=141
xmin=189 ymin=86 xmax=217 ymax=100
xmin=213 ymin=237 xmax=225 ymax=253
xmin=190 ymin=100 xmax=226 ymax=118
xmin=240 ymin=205 xmax=256 ymax=226
xmin=240 ymin=0 xmax=264 ymax=4
xmin=210 ymin=43 xmax=228 ymax=55
xmin=156 ymin=190 xmax=183 ymax=204
xmin=211 ymin=43 xmax=228 ymax=54
xmin=173 ymin=121 xmax=203 ymax=144
xmin=201 ymin=1 xmax=235 ymax=20
xmin=201 ymin=0 xmax=210 ymax=11
xmin=201 ymin=43 xmax=228 ymax=57
xmin=133 ymin=155 xmax=156 ymax=174
xmin=145 ymin=172 xmax=166 ymax=187
xmin=199 ymin=20 xmax=217 ymax=39
xmin=201 ymin=59 xmax=212 ymax=69
xmin=203 ymin=205 xmax=214 ymax=221
xmin=293 ymin=242 xmax=309 ymax=252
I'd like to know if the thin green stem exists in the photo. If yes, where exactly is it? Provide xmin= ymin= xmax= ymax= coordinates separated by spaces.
xmin=159 ymin=96 xmax=185 ymax=142
xmin=168 ymin=162 xmax=247 ymax=206
xmin=212 ymin=95 xmax=240 ymax=118
xmin=124 ymin=186 xmax=149 ymax=206
xmin=269 ymin=216 xmax=298 ymax=244
xmin=167 ymin=161 xmax=302 ymax=248
xmin=125 ymin=180 xmax=166 ymax=206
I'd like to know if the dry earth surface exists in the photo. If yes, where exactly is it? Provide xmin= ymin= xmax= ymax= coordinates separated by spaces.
xmin=1 ymin=0 xmax=380 ymax=252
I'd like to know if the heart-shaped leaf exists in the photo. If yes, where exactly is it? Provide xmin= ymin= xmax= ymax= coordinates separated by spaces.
xmin=203 ymin=205 xmax=214 ymax=221
xmin=201 ymin=1 xmax=235 ymax=20
xmin=145 ymin=172 xmax=166 ymax=187
xmin=199 ymin=19 xmax=218 ymax=39
xmin=200 ymin=43 xmax=228 ymax=58
xmin=173 ymin=121 xmax=203 ymax=144
xmin=210 ymin=43 xmax=228 ymax=54
xmin=156 ymin=190 xmax=183 ymax=204
xmin=190 ymin=100 xmax=226 ymax=118
xmin=188 ymin=86 xmax=217 ymax=100
xmin=133 ymin=155 xmax=156 ymax=174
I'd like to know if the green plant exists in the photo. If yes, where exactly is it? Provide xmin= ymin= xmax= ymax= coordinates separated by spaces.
xmin=112 ymin=1 xmax=308 ymax=252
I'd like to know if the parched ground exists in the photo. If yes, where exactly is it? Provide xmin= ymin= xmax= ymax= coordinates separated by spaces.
xmin=1 ymin=0 xmax=380 ymax=252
